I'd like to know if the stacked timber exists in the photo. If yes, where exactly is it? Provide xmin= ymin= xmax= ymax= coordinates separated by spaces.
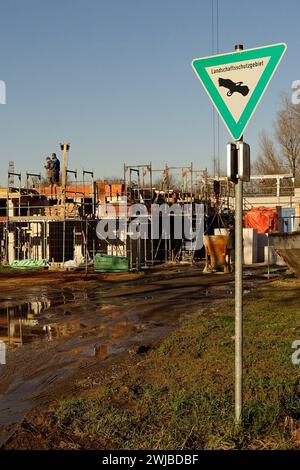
xmin=44 ymin=203 xmax=79 ymax=218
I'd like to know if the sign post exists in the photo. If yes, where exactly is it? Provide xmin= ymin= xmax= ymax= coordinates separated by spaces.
xmin=235 ymin=149 xmax=243 ymax=424
xmin=234 ymin=43 xmax=244 ymax=424
xmin=192 ymin=42 xmax=287 ymax=425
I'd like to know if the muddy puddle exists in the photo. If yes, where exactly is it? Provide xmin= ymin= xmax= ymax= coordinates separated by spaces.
xmin=0 ymin=266 xmax=276 ymax=447
xmin=0 ymin=288 xmax=96 ymax=348
xmin=0 ymin=280 xmax=245 ymax=351
xmin=0 ymin=281 xmax=182 ymax=446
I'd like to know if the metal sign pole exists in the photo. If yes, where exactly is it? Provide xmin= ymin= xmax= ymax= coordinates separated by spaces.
xmin=234 ymin=44 xmax=244 ymax=426
xmin=228 ymin=135 xmax=250 ymax=426
xmin=235 ymin=141 xmax=243 ymax=425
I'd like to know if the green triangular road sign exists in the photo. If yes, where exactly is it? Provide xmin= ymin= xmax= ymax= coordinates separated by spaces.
xmin=192 ymin=43 xmax=287 ymax=141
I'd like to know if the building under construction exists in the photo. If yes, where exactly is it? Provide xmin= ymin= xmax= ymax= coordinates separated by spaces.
xmin=0 ymin=145 xmax=299 ymax=271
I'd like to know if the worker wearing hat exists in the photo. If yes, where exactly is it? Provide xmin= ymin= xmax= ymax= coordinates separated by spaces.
xmin=50 ymin=153 xmax=60 ymax=184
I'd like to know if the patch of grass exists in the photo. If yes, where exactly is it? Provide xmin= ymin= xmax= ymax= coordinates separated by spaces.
xmin=40 ymin=280 xmax=300 ymax=448
xmin=0 ymin=264 xmax=14 ymax=273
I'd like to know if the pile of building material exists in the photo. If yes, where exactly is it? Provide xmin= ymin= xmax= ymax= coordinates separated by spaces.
xmin=44 ymin=203 xmax=79 ymax=218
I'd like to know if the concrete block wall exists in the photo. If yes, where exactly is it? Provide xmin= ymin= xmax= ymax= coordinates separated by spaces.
xmin=257 ymin=233 xmax=268 ymax=262
xmin=243 ymin=228 xmax=258 ymax=264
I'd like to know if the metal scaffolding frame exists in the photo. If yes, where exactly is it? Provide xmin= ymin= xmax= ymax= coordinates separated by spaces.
xmin=2 ymin=154 xmax=297 ymax=272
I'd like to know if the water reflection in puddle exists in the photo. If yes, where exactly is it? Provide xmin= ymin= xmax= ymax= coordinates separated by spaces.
xmin=0 ymin=280 xmax=242 ymax=353
xmin=0 ymin=286 xmax=150 ymax=357
xmin=0 ymin=288 xmax=94 ymax=349
xmin=0 ymin=303 xmax=48 ymax=348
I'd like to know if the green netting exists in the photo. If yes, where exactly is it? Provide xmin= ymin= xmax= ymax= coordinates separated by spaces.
xmin=93 ymin=254 xmax=129 ymax=272
xmin=10 ymin=259 xmax=50 ymax=269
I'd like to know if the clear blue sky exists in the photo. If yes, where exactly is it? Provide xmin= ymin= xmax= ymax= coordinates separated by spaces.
xmin=0 ymin=0 xmax=298 ymax=184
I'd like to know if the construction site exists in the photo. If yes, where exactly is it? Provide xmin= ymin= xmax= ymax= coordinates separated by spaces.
xmin=1 ymin=140 xmax=300 ymax=450
xmin=3 ymin=0 xmax=300 ymax=455
xmin=1 ymin=144 xmax=299 ymax=271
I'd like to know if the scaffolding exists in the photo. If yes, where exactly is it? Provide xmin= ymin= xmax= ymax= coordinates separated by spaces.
xmin=1 ymin=154 xmax=297 ymax=272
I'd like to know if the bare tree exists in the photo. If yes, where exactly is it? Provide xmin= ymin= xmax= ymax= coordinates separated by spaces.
xmin=275 ymin=96 xmax=300 ymax=177
xmin=254 ymin=95 xmax=300 ymax=177
xmin=253 ymin=132 xmax=283 ymax=175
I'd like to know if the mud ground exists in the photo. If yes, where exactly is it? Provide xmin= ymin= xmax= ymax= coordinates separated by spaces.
xmin=0 ymin=263 xmax=282 ymax=448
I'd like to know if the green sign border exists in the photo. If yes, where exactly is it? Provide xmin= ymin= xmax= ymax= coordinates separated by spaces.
xmin=192 ymin=43 xmax=287 ymax=141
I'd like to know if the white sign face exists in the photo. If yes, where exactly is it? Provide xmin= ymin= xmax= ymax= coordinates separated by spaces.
xmin=205 ymin=57 xmax=271 ymax=122
xmin=192 ymin=43 xmax=287 ymax=140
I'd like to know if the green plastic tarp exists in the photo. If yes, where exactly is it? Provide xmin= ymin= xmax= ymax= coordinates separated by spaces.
xmin=10 ymin=259 xmax=50 ymax=269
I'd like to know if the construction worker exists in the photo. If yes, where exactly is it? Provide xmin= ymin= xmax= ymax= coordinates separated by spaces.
xmin=44 ymin=157 xmax=52 ymax=184
xmin=50 ymin=153 xmax=60 ymax=184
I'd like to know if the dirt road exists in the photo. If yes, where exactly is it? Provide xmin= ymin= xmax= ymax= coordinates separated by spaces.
xmin=0 ymin=264 xmax=277 ymax=448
